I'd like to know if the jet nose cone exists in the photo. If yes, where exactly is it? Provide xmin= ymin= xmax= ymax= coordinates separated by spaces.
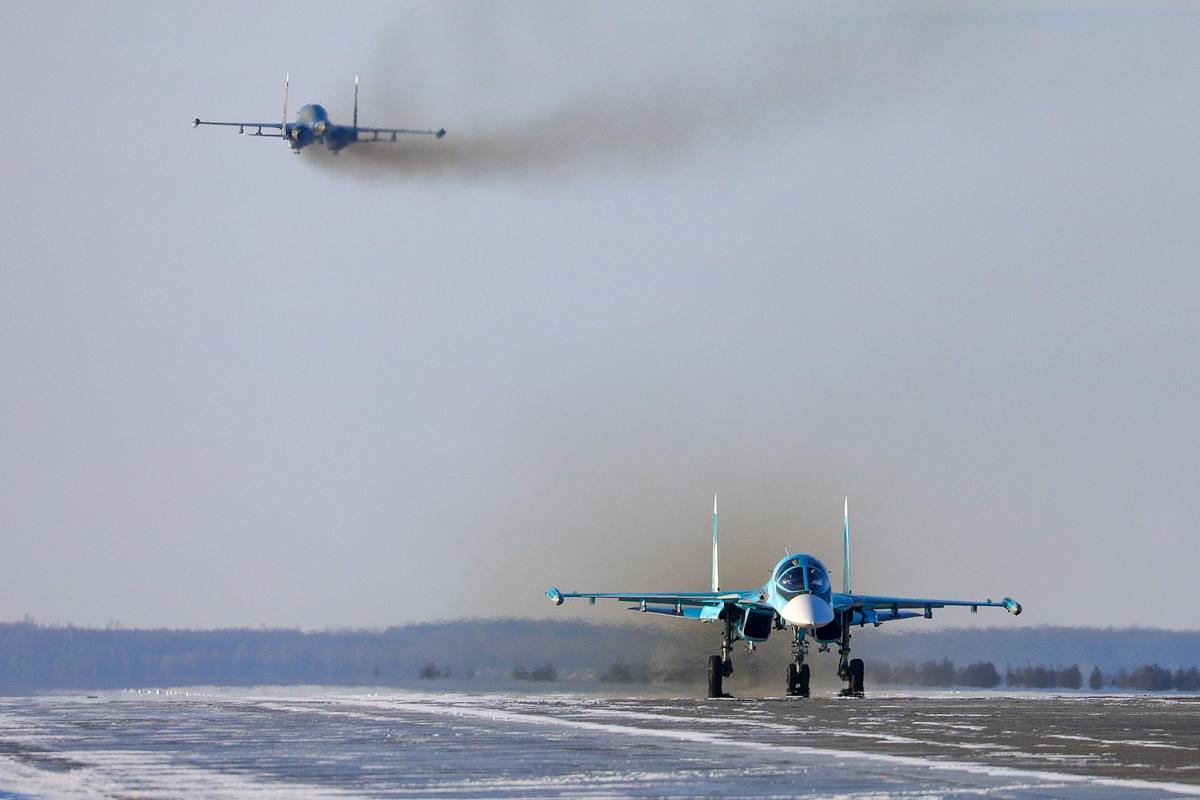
xmin=781 ymin=594 xmax=835 ymax=628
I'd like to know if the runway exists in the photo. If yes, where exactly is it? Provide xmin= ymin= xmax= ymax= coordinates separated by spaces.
xmin=0 ymin=689 xmax=1195 ymax=798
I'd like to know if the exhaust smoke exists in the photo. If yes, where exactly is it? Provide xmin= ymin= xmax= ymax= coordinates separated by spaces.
xmin=309 ymin=1 xmax=965 ymax=181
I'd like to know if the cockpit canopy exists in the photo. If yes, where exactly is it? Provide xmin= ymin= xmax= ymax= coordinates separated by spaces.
xmin=295 ymin=103 xmax=330 ymax=126
xmin=774 ymin=555 xmax=831 ymax=598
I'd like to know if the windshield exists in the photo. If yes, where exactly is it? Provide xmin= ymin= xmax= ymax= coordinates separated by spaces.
xmin=777 ymin=566 xmax=806 ymax=592
xmin=775 ymin=559 xmax=831 ymax=595
xmin=807 ymin=566 xmax=829 ymax=593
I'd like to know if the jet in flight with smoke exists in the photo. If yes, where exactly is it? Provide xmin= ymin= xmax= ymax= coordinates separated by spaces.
xmin=193 ymin=75 xmax=445 ymax=154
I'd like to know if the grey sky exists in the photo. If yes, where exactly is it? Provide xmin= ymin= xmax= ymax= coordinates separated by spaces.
xmin=0 ymin=2 xmax=1196 ymax=631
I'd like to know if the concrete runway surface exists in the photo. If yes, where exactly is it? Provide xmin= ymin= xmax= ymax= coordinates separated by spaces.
xmin=0 ymin=689 xmax=1195 ymax=798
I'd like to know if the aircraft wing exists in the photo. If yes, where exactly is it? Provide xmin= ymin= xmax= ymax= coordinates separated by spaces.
xmin=355 ymin=126 xmax=446 ymax=142
xmin=546 ymin=587 xmax=762 ymax=620
xmin=835 ymin=592 xmax=1022 ymax=624
xmin=192 ymin=119 xmax=284 ymax=136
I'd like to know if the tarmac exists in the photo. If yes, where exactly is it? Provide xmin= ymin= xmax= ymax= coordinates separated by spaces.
xmin=0 ymin=688 xmax=1195 ymax=798
xmin=504 ymin=691 xmax=1200 ymax=788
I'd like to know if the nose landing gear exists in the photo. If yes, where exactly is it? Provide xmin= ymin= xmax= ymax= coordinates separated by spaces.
xmin=787 ymin=627 xmax=810 ymax=697
xmin=787 ymin=662 xmax=811 ymax=697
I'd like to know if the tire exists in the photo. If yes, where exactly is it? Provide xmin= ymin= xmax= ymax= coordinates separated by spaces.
xmin=786 ymin=663 xmax=811 ymax=697
xmin=708 ymin=655 xmax=724 ymax=698
xmin=849 ymin=658 xmax=865 ymax=695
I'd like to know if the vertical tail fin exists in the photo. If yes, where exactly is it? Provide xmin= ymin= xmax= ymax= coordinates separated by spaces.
xmin=353 ymin=74 xmax=359 ymax=130
xmin=711 ymin=494 xmax=719 ymax=592
xmin=842 ymin=496 xmax=852 ymax=594
xmin=282 ymin=73 xmax=290 ymax=138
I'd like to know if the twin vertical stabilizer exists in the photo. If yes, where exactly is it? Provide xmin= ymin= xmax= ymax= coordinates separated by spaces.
xmin=843 ymin=496 xmax=852 ymax=594
xmin=710 ymin=494 xmax=849 ymax=595
xmin=711 ymin=494 xmax=720 ymax=592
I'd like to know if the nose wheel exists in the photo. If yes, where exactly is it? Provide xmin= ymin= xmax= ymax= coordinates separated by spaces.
xmin=787 ymin=662 xmax=810 ymax=697
xmin=787 ymin=627 xmax=810 ymax=697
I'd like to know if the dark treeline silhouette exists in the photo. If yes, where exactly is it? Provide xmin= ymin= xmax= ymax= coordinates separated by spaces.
xmin=1 ymin=620 xmax=1198 ymax=694
xmin=863 ymin=627 xmax=1200 ymax=674
xmin=872 ymin=660 xmax=1200 ymax=691
xmin=1108 ymin=665 xmax=1200 ymax=691
xmin=1006 ymin=664 xmax=1083 ymax=689
xmin=872 ymin=659 xmax=1002 ymax=688
xmin=598 ymin=661 xmax=701 ymax=685
xmin=511 ymin=663 xmax=558 ymax=681
xmin=0 ymin=619 xmax=699 ymax=693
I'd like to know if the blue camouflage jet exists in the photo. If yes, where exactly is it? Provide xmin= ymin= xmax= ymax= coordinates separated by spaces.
xmin=547 ymin=497 xmax=1021 ymax=698
xmin=193 ymin=75 xmax=445 ymax=153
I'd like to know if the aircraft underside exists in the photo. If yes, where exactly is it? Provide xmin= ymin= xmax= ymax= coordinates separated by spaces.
xmin=707 ymin=607 xmax=862 ymax=699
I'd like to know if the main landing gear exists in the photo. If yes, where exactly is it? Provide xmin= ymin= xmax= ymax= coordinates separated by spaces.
xmin=836 ymin=623 xmax=865 ymax=697
xmin=705 ymin=613 xmax=867 ymax=698
xmin=707 ymin=614 xmax=735 ymax=698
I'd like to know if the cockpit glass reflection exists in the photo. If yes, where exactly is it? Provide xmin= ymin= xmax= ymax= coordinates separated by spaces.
xmin=807 ymin=567 xmax=828 ymax=593
xmin=777 ymin=567 xmax=806 ymax=592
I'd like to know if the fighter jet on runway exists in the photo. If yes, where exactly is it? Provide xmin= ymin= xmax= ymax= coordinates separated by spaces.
xmin=193 ymin=75 xmax=445 ymax=153
xmin=547 ymin=497 xmax=1021 ymax=698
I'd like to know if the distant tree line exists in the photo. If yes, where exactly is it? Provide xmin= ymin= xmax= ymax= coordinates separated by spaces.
xmin=511 ymin=663 xmax=558 ymax=681
xmin=2 ymin=620 xmax=1198 ymax=694
xmin=597 ymin=661 xmax=700 ymax=685
xmin=872 ymin=659 xmax=1200 ymax=692
xmin=1096 ymin=665 xmax=1200 ymax=691
xmin=872 ymin=659 xmax=1004 ymax=688
xmin=0 ymin=620 xmax=606 ymax=692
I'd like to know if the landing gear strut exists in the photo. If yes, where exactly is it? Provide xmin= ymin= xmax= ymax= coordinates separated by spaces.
xmin=707 ymin=612 xmax=736 ymax=698
xmin=836 ymin=621 xmax=865 ymax=696
xmin=787 ymin=628 xmax=810 ymax=697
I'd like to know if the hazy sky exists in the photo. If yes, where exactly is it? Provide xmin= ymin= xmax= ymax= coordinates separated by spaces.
xmin=1 ymin=2 xmax=1197 ymax=632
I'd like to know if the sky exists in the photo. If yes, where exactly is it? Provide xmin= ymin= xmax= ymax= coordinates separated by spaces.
xmin=0 ymin=2 xmax=1197 ymax=632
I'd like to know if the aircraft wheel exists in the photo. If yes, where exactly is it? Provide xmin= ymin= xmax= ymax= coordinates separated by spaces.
xmin=849 ymin=658 xmax=865 ymax=696
xmin=786 ymin=663 xmax=810 ymax=697
xmin=708 ymin=655 xmax=724 ymax=698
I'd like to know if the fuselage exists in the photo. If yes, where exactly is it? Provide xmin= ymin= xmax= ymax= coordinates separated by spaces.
xmin=286 ymin=104 xmax=356 ymax=152
xmin=731 ymin=554 xmax=842 ymax=645
xmin=765 ymin=554 xmax=836 ymax=627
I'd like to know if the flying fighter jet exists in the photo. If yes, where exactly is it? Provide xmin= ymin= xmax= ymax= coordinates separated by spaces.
xmin=547 ymin=497 xmax=1021 ymax=698
xmin=193 ymin=75 xmax=445 ymax=153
